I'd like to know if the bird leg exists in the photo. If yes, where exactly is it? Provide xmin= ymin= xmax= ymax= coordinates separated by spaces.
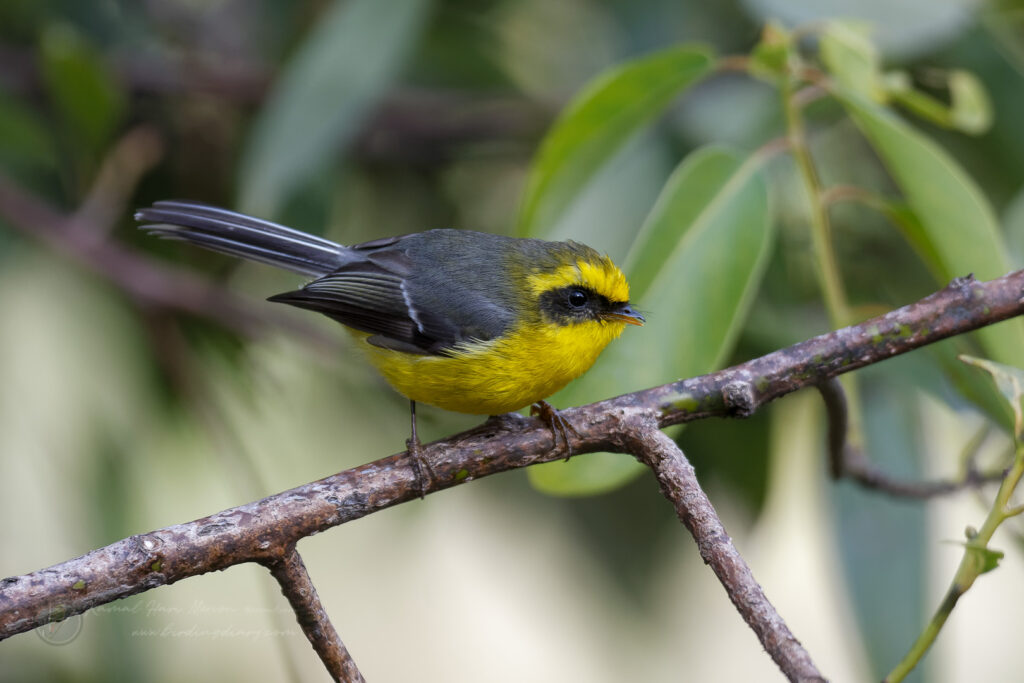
xmin=406 ymin=400 xmax=434 ymax=499
xmin=530 ymin=400 xmax=581 ymax=461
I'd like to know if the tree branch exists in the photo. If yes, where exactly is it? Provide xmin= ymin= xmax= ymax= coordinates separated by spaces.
xmin=2 ymin=268 xmax=1023 ymax=681
xmin=818 ymin=378 xmax=1007 ymax=497
xmin=628 ymin=425 xmax=825 ymax=682
xmin=264 ymin=548 xmax=366 ymax=683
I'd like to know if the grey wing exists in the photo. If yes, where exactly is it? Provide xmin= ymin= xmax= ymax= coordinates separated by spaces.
xmin=268 ymin=254 xmax=463 ymax=355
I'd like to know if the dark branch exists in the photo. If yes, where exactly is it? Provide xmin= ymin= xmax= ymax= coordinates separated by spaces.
xmin=0 ymin=164 xmax=338 ymax=352
xmin=264 ymin=548 xmax=365 ymax=683
xmin=0 ymin=44 xmax=547 ymax=165
xmin=628 ymin=425 xmax=825 ymax=682
xmin=818 ymin=378 xmax=1007 ymax=497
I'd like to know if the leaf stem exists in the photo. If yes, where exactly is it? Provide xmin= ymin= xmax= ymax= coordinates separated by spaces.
xmin=782 ymin=68 xmax=865 ymax=447
xmin=885 ymin=439 xmax=1024 ymax=682
xmin=782 ymin=78 xmax=850 ymax=327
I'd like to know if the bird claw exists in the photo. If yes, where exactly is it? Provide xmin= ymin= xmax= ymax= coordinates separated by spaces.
xmin=530 ymin=400 xmax=580 ymax=461
xmin=406 ymin=437 xmax=434 ymax=500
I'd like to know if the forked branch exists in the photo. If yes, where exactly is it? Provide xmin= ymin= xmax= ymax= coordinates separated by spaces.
xmin=2 ymin=267 xmax=1024 ymax=681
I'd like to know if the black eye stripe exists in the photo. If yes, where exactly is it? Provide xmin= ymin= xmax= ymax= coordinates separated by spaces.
xmin=539 ymin=285 xmax=619 ymax=325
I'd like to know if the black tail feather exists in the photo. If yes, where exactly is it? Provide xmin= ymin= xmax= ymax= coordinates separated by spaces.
xmin=136 ymin=200 xmax=345 ymax=276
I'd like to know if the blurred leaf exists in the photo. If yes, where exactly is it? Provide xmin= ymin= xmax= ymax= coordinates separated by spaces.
xmin=37 ymin=23 xmax=124 ymax=174
xmin=820 ymin=21 xmax=883 ymax=100
xmin=960 ymin=355 xmax=1024 ymax=437
xmin=948 ymin=70 xmax=993 ymax=134
xmin=954 ymin=537 xmax=1006 ymax=575
xmin=834 ymin=381 xmax=928 ymax=680
xmin=1004 ymin=186 xmax=1024 ymax=269
xmin=745 ymin=0 xmax=978 ymax=60
xmin=972 ymin=544 xmax=1005 ymax=575
xmin=530 ymin=146 xmax=773 ymax=495
xmin=884 ymin=71 xmax=950 ymax=127
xmin=873 ymin=200 xmax=946 ymax=280
xmin=981 ymin=0 xmax=1024 ymax=78
xmin=840 ymin=92 xmax=1024 ymax=371
xmin=517 ymin=45 xmax=715 ymax=237
xmin=0 ymin=91 xmax=56 ymax=172
xmin=885 ymin=69 xmax=993 ymax=135
xmin=929 ymin=341 xmax=1013 ymax=430
xmin=534 ymin=129 xmax=677 ymax=265
xmin=748 ymin=21 xmax=792 ymax=82
xmin=238 ymin=0 xmax=431 ymax=217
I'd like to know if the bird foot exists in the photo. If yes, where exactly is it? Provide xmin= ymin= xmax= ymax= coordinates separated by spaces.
xmin=406 ymin=437 xmax=435 ymax=499
xmin=530 ymin=400 xmax=580 ymax=461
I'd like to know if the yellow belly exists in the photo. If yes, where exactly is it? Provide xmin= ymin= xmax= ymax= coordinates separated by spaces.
xmin=355 ymin=319 xmax=626 ymax=415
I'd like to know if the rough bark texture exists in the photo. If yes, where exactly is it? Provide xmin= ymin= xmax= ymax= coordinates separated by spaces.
xmin=265 ymin=548 xmax=365 ymax=683
xmin=628 ymin=426 xmax=826 ymax=682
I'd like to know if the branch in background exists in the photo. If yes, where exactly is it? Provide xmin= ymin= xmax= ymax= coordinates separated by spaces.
xmin=3 ymin=267 xmax=1024 ymax=680
xmin=0 ymin=42 xmax=269 ymax=102
xmin=71 ymin=126 xmax=165 ymax=240
xmin=0 ymin=152 xmax=338 ymax=352
xmin=817 ymin=378 xmax=1007 ymax=497
xmin=0 ymin=43 xmax=548 ymax=164
xmin=264 ymin=548 xmax=366 ymax=683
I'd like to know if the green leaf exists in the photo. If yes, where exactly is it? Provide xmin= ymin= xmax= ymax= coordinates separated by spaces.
xmin=37 ymin=23 xmax=124 ymax=173
xmin=0 ymin=91 xmax=56 ymax=171
xmin=529 ymin=146 xmax=774 ymax=495
xmin=820 ymin=21 xmax=883 ymax=100
xmin=884 ymin=69 xmax=993 ymax=135
xmin=962 ymin=540 xmax=1005 ymax=575
xmin=873 ymin=200 xmax=946 ymax=280
xmin=748 ymin=21 xmax=792 ymax=82
xmin=839 ymin=92 xmax=1024 ymax=370
xmin=948 ymin=70 xmax=993 ymax=135
xmin=884 ymin=71 xmax=954 ymax=129
xmin=1004 ymin=186 xmax=1024 ymax=269
xmin=960 ymin=355 xmax=1024 ymax=438
xmin=835 ymin=382 xmax=929 ymax=677
xmin=238 ymin=0 xmax=431 ymax=217
xmin=517 ymin=45 xmax=716 ymax=237
xmin=930 ymin=341 xmax=1014 ymax=430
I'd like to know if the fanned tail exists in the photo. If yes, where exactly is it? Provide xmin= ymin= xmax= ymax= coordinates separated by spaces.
xmin=135 ymin=200 xmax=345 ymax=276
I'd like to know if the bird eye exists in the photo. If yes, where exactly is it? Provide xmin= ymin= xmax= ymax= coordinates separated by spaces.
xmin=567 ymin=288 xmax=588 ymax=308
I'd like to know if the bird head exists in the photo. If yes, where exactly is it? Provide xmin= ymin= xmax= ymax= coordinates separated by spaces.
xmin=527 ymin=243 xmax=644 ymax=332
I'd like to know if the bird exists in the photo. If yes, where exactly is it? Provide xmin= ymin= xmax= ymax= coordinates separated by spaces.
xmin=136 ymin=200 xmax=644 ymax=491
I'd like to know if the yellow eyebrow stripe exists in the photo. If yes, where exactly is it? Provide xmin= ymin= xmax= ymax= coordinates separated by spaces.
xmin=526 ymin=257 xmax=630 ymax=303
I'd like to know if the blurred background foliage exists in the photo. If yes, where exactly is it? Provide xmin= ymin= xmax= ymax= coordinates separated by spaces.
xmin=2 ymin=0 xmax=1024 ymax=681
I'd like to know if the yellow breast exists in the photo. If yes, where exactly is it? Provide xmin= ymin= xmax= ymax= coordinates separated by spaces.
xmin=356 ymin=317 xmax=627 ymax=415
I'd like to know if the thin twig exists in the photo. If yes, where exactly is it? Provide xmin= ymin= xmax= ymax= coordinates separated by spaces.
xmin=818 ymin=378 xmax=1007 ymax=497
xmin=0 ymin=45 xmax=547 ymax=163
xmin=628 ymin=425 xmax=825 ymax=682
xmin=264 ymin=547 xmax=366 ymax=683
xmin=71 ymin=125 xmax=165 ymax=240
xmin=0 ymin=167 xmax=339 ymax=351
xmin=791 ymin=84 xmax=827 ymax=109
xmin=884 ymin=434 xmax=1024 ymax=682
xmin=818 ymin=183 xmax=880 ymax=208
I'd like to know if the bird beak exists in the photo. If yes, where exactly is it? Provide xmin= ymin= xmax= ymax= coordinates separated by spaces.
xmin=603 ymin=303 xmax=645 ymax=326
